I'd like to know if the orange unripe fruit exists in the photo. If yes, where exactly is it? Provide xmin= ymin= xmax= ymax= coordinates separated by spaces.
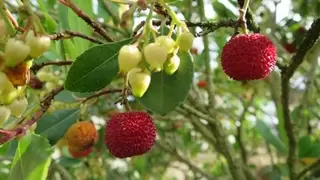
xmin=66 ymin=121 xmax=98 ymax=152
xmin=68 ymin=146 xmax=93 ymax=158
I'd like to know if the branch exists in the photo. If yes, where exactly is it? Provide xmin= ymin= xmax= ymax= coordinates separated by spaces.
xmin=280 ymin=18 xmax=320 ymax=179
xmin=60 ymin=0 xmax=114 ymax=42
xmin=285 ymin=18 xmax=320 ymax=78
xmin=155 ymin=141 xmax=214 ymax=180
xmin=98 ymin=0 xmax=120 ymax=24
xmin=295 ymin=159 xmax=320 ymax=180
xmin=31 ymin=61 xmax=73 ymax=73
xmin=82 ymin=89 xmax=123 ymax=103
xmin=0 ymin=86 xmax=64 ymax=145
xmin=49 ymin=30 xmax=104 ymax=44
xmin=236 ymin=93 xmax=255 ymax=165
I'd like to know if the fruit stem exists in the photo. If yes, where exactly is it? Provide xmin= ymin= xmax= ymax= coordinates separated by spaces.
xmin=167 ymin=22 xmax=175 ymax=37
xmin=239 ymin=0 xmax=250 ymax=34
xmin=0 ymin=6 xmax=15 ymax=36
xmin=141 ymin=1 xmax=155 ymax=47
xmin=161 ymin=2 xmax=189 ymax=32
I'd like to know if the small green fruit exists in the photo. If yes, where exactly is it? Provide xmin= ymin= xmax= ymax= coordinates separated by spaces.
xmin=9 ymin=97 xmax=28 ymax=117
xmin=37 ymin=71 xmax=52 ymax=82
xmin=177 ymin=32 xmax=194 ymax=52
xmin=156 ymin=36 xmax=175 ymax=53
xmin=143 ymin=43 xmax=168 ymax=70
xmin=0 ymin=72 xmax=12 ymax=94
xmin=26 ymin=31 xmax=51 ymax=58
xmin=4 ymin=38 xmax=30 ymax=67
xmin=0 ymin=106 xmax=11 ymax=126
xmin=128 ymin=68 xmax=151 ymax=97
xmin=164 ymin=55 xmax=180 ymax=75
xmin=118 ymin=45 xmax=142 ymax=73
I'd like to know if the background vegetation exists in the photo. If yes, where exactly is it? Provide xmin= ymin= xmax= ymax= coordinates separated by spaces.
xmin=0 ymin=0 xmax=319 ymax=180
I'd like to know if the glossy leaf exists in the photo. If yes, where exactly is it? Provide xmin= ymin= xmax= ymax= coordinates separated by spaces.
xmin=9 ymin=134 xmax=53 ymax=180
xmin=138 ymin=52 xmax=194 ymax=115
xmin=35 ymin=109 xmax=80 ymax=145
xmin=65 ymin=39 xmax=132 ymax=92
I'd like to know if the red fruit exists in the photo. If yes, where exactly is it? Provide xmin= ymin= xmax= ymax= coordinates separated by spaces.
xmin=284 ymin=43 xmax=297 ymax=54
xmin=221 ymin=33 xmax=277 ymax=80
xmin=69 ymin=146 xmax=93 ymax=158
xmin=28 ymin=75 xmax=43 ymax=89
xmin=197 ymin=80 xmax=207 ymax=88
xmin=190 ymin=47 xmax=198 ymax=55
xmin=105 ymin=111 xmax=156 ymax=158
xmin=297 ymin=27 xmax=306 ymax=33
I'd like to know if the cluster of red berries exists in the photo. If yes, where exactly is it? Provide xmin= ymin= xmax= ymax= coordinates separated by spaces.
xmin=0 ymin=19 xmax=51 ymax=126
xmin=118 ymin=31 xmax=194 ymax=97
xmin=65 ymin=112 xmax=156 ymax=159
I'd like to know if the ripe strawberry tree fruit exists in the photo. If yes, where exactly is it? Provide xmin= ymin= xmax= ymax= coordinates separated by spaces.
xmin=4 ymin=38 xmax=30 ymax=68
xmin=66 ymin=121 xmax=98 ymax=152
xmin=143 ymin=43 xmax=168 ymax=70
xmin=156 ymin=36 xmax=176 ymax=53
xmin=221 ymin=33 xmax=277 ymax=80
xmin=197 ymin=80 xmax=207 ymax=88
xmin=164 ymin=54 xmax=180 ymax=75
xmin=0 ymin=106 xmax=11 ymax=126
xmin=26 ymin=31 xmax=51 ymax=58
xmin=177 ymin=32 xmax=194 ymax=52
xmin=128 ymin=68 xmax=151 ymax=97
xmin=8 ymin=97 xmax=28 ymax=117
xmin=118 ymin=45 xmax=142 ymax=73
xmin=105 ymin=111 xmax=156 ymax=158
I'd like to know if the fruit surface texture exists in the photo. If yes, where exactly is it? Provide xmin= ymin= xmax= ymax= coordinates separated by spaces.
xmin=66 ymin=121 xmax=98 ymax=152
xmin=221 ymin=33 xmax=277 ymax=80
xmin=105 ymin=111 xmax=156 ymax=158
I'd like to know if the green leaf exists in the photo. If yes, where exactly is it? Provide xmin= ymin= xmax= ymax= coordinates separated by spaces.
xmin=35 ymin=109 xmax=80 ymax=145
xmin=298 ymin=136 xmax=320 ymax=158
xmin=65 ymin=38 xmax=132 ymax=92
xmin=9 ymin=134 xmax=53 ymax=180
xmin=256 ymin=120 xmax=287 ymax=154
xmin=138 ymin=52 xmax=194 ymax=115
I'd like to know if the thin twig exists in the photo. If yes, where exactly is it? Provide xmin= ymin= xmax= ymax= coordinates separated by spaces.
xmin=0 ymin=86 xmax=64 ymax=145
xmin=82 ymin=89 xmax=123 ymax=103
xmin=280 ymin=18 xmax=320 ymax=179
xmin=60 ymin=0 xmax=114 ymax=42
xmin=295 ymin=159 xmax=320 ymax=180
xmin=31 ymin=61 xmax=73 ymax=73
xmin=50 ymin=30 xmax=104 ymax=44
xmin=155 ymin=141 xmax=214 ymax=180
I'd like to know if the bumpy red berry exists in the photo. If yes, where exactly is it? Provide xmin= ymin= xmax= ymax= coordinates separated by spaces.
xmin=66 ymin=121 xmax=98 ymax=152
xmin=128 ymin=68 xmax=151 ymax=97
xmin=4 ymin=38 xmax=30 ymax=67
xmin=105 ymin=111 xmax=156 ymax=158
xmin=26 ymin=31 xmax=51 ymax=58
xmin=118 ymin=45 xmax=142 ymax=73
xmin=177 ymin=32 xmax=194 ymax=52
xmin=156 ymin=36 xmax=176 ymax=53
xmin=143 ymin=43 xmax=168 ymax=70
xmin=221 ymin=33 xmax=276 ymax=80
